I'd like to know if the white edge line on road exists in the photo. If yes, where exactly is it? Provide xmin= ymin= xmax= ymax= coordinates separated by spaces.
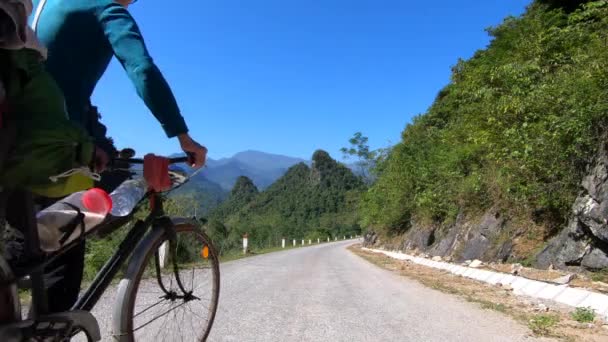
xmin=362 ymin=247 xmax=608 ymax=320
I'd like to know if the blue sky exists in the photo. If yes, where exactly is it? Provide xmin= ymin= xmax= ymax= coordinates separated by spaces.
xmin=92 ymin=0 xmax=531 ymax=161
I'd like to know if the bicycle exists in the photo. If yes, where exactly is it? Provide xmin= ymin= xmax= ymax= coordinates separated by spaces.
xmin=0 ymin=154 xmax=220 ymax=341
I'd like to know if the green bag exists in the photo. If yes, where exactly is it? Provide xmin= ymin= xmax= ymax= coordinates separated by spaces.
xmin=0 ymin=48 xmax=95 ymax=197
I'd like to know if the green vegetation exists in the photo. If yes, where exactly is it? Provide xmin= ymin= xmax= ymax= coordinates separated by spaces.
xmin=341 ymin=132 xmax=387 ymax=184
xmin=571 ymin=307 xmax=596 ymax=323
xmin=590 ymin=268 xmax=608 ymax=282
xmin=479 ymin=301 xmax=507 ymax=313
xmin=528 ymin=314 xmax=560 ymax=335
xmin=206 ymin=150 xmax=364 ymax=255
xmin=361 ymin=1 xmax=608 ymax=239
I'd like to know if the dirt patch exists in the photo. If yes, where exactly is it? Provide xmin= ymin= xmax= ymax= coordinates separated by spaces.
xmin=351 ymin=245 xmax=608 ymax=342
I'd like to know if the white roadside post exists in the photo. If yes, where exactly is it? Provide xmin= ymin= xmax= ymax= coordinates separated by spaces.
xmin=293 ymin=239 xmax=296 ymax=247
xmin=350 ymin=235 xmax=352 ymax=239
xmin=309 ymin=239 xmax=311 ymax=245
xmin=158 ymin=241 xmax=169 ymax=269
xmin=301 ymin=239 xmax=304 ymax=246
xmin=243 ymin=233 xmax=248 ymax=255
xmin=317 ymin=238 xmax=320 ymax=244
xmin=334 ymin=237 xmax=337 ymax=241
xmin=343 ymin=236 xmax=346 ymax=240
xmin=282 ymin=238 xmax=285 ymax=249
xmin=327 ymin=237 xmax=330 ymax=242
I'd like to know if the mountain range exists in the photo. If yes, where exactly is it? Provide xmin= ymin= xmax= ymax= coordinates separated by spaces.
xmin=169 ymin=150 xmax=308 ymax=213
xmin=201 ymin=150 xmax=307 ymax=191
xmin=206 ymin=150 xmax=364 ymax=251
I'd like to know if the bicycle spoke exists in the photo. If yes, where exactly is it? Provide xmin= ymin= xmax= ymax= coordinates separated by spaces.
xmin=187 ymin=307 xmax=197 ymax=339
xmin=186 ymin=303 xmax=209 ymax=323
xmin=191 ymin=267 xmax=195 ymax=290
xmin=134 ymin=300 xmax=189 ymax=332
xmin=134 ymin=297 xmax=167 ymax=318
xmin=160 ymin=308 xmax=173 ymax=342
xmin=146 ymin=300 xmax=171 ymax=341
xmin=176 ymin=308 xmax=185 ymax=342
xmin=181 ymin=304 xmax=188 ymax=341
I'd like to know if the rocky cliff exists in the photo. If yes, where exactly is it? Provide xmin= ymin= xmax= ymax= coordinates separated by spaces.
xmin=364 ymin=142 xmax=608 ymax=272
xmin=536 ymin=141 xmax=608 ymax=270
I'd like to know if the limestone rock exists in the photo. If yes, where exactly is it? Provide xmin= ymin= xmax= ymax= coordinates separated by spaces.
xmin=510 ymin=263 xmax=523 ymax=275
xmin=552 ymin=273 xmax=576 ymax=285
xmin=469 ymin=259 xmax=484 ymax=268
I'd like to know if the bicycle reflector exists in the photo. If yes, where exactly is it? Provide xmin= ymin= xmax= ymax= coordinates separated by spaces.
xmin=82 ymin=188 xmax=113 ymax=214
xmin=201 ymin=245 xmax=209 ymax=259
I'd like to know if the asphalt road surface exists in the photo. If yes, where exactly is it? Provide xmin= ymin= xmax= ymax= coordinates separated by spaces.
xmin=87 ymin=240 xmax=551 ymax=341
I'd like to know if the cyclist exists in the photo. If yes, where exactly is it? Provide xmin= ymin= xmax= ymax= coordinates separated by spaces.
xmin=0 ymin=0 xmax=108 ymax=322
xmin=31 ymin=0 xmax=208 ymax=313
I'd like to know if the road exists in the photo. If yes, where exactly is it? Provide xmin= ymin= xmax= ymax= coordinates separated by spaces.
xmin=87 ymin=240 xmax=550 ymax=341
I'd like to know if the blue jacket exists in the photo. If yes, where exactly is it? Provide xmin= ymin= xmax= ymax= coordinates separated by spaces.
xmin=31 ymin=0 xmax=188 ymax=138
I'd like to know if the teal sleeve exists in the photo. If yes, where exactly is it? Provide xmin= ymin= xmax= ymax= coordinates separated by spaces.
xmin=97 ymin=3 xmax=188 ymax=138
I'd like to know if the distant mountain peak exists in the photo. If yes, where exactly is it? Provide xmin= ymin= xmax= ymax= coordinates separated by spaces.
xmin=231 ymin=176 xmax=259 ymax=197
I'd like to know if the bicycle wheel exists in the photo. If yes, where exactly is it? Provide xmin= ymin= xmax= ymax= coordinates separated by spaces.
xmin=113 ymin=222 xmax=220 ymax=341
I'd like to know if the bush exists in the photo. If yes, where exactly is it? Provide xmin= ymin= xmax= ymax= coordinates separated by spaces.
xmin=571 ymin=307 xmax=596 ymax=323
xmin=528 ymin=314 xmax=559 ymax=335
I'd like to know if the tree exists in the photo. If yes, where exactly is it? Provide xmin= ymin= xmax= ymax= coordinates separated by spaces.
xmin=340 ymin=132 xmax=378 ymax=184
xmin=537 ymin=0 xmax=591 ymax=12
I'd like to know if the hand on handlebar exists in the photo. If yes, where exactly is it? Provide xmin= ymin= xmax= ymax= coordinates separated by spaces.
xmin=177 ymin=133 xmax=207 ymax=169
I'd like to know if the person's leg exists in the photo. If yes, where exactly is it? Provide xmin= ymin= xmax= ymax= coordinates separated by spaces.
xmin=45 ymin=240 xmax=86 ymax=312
xmin=0 ymin=192 xmax=17 ymax=323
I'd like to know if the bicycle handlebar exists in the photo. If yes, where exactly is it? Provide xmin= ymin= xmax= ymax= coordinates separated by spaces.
xmin=112 ymin=156 xmax=190 ymax=165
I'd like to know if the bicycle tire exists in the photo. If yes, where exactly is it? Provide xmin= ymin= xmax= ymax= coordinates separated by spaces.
xmin=112 ymin=220 xmax=220 ymax=341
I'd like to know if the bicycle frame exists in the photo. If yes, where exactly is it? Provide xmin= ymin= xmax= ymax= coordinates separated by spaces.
xmin=72 ymin=194 xmax=167 ymax=312
xmin=0 ymin=155 xmax=197 ymax=340
xmin=1 ymin=193 xmax=200 ymax=341
xmin=71 ymin=196 xmax=159 ymax=311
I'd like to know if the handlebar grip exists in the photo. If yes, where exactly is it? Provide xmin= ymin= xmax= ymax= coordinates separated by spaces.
xmin=168 ymin=152 xmax=195 ymax=165
xmin=167 ymin=157 xmax=188 ymax=163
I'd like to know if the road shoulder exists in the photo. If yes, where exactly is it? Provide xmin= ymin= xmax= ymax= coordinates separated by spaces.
xmin=350 ymin=245 xmax=608 ymax=342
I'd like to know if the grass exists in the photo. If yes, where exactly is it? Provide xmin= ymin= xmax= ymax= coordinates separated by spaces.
xmin=528 ymin=314 xmax=560 ymax=335
xmin=571 ymin=307 xmax=595 ymax=323
xmin=478 ymin=300 xmax=507 ymax=313
xmin=590 ymin=269 xmax=608 ymax=283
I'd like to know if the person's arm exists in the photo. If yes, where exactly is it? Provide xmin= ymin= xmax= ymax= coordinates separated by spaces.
xmin=96 ymin=3 xmax=188 ymax=138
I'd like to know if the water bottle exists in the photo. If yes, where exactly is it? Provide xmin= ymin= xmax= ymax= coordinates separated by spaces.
xmin=109 ymin=178 xmax=148 ymax=217
xmin=37 ymin=188 xmax=112 ymax=252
